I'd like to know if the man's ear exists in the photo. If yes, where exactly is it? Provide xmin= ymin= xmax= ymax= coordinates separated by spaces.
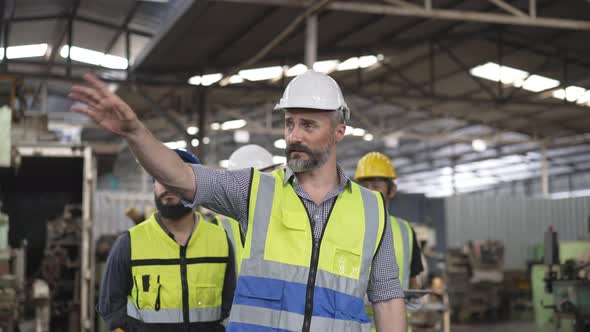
xmin=334 ymin=123 xmax=345 ymax=143
xmin=389 ymin=182 xmax=397 ymax=200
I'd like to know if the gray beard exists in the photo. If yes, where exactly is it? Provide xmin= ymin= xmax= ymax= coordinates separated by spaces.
xmin=287 ymin=148 xmax=330 ymax=173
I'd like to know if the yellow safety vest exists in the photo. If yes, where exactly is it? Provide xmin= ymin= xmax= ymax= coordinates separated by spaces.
xmin=367 ymin=216 xmax=415 ymax=332
xmin=214 ymin=215 xmax=244 ymax=275
xmin=391 ymin=216 xmax=414 ymax=289
xmin=228 ymin=169 xmax=386 ymax=332
xmin=127 ymin=213 xmax=229 ymax=325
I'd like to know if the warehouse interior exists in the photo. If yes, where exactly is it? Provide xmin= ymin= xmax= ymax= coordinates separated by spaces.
xmin=1 ymin=0 xmax=590 ymax=331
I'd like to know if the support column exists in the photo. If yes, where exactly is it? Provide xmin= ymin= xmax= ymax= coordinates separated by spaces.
xmin=196 ymin=87 xmax=208 ymax=163
xmin=305 ymin=15 xmax=318 ymax=68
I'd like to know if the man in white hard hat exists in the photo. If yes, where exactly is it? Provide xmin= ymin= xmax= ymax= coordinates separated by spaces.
xmin=227 ymin=144 xmax=282 ymax=172
xmin=69 ymin=70 xmax=407 ymax=332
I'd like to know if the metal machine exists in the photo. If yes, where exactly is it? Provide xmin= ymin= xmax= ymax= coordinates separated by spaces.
xmin=532 ymin=226 xmax=590 ymax=332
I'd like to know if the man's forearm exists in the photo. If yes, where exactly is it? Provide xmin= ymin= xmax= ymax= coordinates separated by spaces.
xmin=373 ymin=298 xmax=407 ymax=332
xmin=127 ymin=123 xmax=196 ymax=200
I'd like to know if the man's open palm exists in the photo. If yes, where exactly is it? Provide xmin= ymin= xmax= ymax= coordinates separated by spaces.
xmin=69 ymin=73 xmax=140 ymax=137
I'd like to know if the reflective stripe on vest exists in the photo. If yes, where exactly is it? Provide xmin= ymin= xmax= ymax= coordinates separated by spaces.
xmin=127 ymin=213 xmax=228 ymax=324
xmin=228 ymin=169 xmax=385 ymax=332
xmin=126 ymin=300 xmax=221 ymax=323
xmin=217 ymin=215 xmax=244 ymax=275
xmin=391 ymin=216 xmax=413 ymax=289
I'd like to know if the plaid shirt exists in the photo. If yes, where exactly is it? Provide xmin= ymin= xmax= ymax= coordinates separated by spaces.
xmin=183 ymin=164 xmax=404 ymax=302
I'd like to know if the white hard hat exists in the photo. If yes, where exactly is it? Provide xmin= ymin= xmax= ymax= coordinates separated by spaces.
xmin=274 ymin=70 xmax=350 ymax=122
xmin=228 ymin=144 xmax=278 ymax=171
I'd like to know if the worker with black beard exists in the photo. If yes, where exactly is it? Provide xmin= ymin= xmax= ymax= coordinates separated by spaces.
xmin=97 ymin=149 xmax=235 ymax=332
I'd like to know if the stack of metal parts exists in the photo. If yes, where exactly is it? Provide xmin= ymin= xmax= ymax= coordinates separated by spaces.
xmin=446 ymin=240 xmax=505 ymax=322
xmin=40 ymin=204 xmax=82 ymax=332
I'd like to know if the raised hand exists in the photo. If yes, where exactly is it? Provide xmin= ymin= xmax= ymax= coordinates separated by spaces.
xmin=69 ymin=73 xmax=140 ymax=137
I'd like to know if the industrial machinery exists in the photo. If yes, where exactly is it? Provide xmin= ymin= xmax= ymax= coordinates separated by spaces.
xmin=532 ymin=226 xmax=590 ymax=332
xmin=0 ymin=145 xmax=96 ymax=331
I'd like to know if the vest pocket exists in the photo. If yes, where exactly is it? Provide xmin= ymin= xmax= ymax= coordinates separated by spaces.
xmin=333 ymin=247 xmax=361 ymax=278
xmin=134 ymin=274 xmax=161 ymax=309
xmin=235 ymin=277 xmax=285 ymax=327
xmin=193 ymin=284 xmax=219 ymax=307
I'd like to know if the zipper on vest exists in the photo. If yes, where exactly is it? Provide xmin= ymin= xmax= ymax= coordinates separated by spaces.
xmin=133 ymin=276 xmax=140 ymax=309
xmin=302 ymin=238 xmax=320 ymax=332
xmin=300 ymin=199 xmax=337 ymax=332
xmin=155 ymin=275 xmax=161 ymax=311
xmin=180 ymin=246 xmax=190 ymax=325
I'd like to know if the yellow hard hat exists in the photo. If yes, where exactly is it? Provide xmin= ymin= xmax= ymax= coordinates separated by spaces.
xmin=354 ymin=152 xmax=397 ymax=180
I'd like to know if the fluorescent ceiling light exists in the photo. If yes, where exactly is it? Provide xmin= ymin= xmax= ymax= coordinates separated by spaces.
xmin=164 ymin=140 xmax=187 ymax=149
xmin=60 ymin=45 xmax=128 ymax=69
xmin=61 ymin=45 xmax=101 ymax=65
xmin=470 ymin=62 xmax=583 ymax=104
xmin=363 ymin=133 xmax=374 ymax=141
xmin=188 ymin=73 xmax=222 ymax=86
xmin=273 ymin=156 xmax=286 ymax=164
xmin=337 ymin=57 xmax=360 ymax=71
xmin=191 ymin=139 xmax=199 ymax=147
xmin=102 ymin=53 xmax=128 ymax=69
xmin=336 ymin=55 xmax=381 ymax=71
xmin=274 ymin=139 xmax=286 ymax=149
xmin=221 ymin=119 xmax=247 ymax=130
xmin=239 ymin=66 xmax=283 ymax=81
xmin=345 ymin=126 xmax=354 ymax=136
xmin=188 ymin=75 xmax=201 ymax=85
xmin=286 ymin=64 xmax=308 ymax=77
xmin=202 ymin=137 xmax=210 ymax=144
xmin=233 ymin=130 xmax=250 ymax=143
xmin=553 ymin=86 xmax=587 ymax=103
xmin=470 ymin=62 xmax=527 ymax=84
xmin=229 ymin=75 xmax=244 ymax=84
xmin=313 ymin=60 xmax=339 ymax=74
xmin=352 ymin=128 xmax=366 ymax=137
xmin=201 ymin=73 xmax=222 ymax=86
xmin=3 ymin=43 xmax=48 ymax=59
xmin=359 ymin=55 xmax=378 ymax=68
xmin=472 ymin=139 xmax=487 ymax=152
xmin=186 ymin=126 xmax=198 ymax=135
xmin=211 ymin=122 xmax=221 ymax=130
xmin=219 ymin=160 xmax=229 ymax=168
xmin=515 ymin=75 xmax=559 ymax=92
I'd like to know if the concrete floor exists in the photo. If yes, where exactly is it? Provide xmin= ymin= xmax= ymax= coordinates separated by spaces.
xmin=452 ymin=321 xmax=535 ymax=332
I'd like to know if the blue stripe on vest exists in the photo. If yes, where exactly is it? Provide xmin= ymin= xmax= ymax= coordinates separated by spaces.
xmin=313 ymin=286 xmax=370 ymax=323
xmin=234 ymin=276 xmax=306 ymax=314
xmin=235 ymin=276 xmax=369 ymax=323
xmin=227 ymin=322 xmax=293 ymax=332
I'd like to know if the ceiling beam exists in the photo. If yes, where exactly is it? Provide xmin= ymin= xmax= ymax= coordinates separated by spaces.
xmin=103 ymin=1 xmax=141 ymax=55
xmin=212 ymin=0 xmax=590 ymax=30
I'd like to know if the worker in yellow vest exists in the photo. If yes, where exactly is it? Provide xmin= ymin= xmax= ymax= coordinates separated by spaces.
xmin=97 ymin=149 xmax=236 ymax=332
xmin=212 ymin=144 xmax=283 ymax=276
xmin=71 ymin=70 xmax=408 ymax=331
xmin=355 ymin=152 xmax=425 ymax=332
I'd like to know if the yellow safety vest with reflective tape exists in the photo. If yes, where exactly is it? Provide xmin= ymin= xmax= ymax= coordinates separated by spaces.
xmin=367 ymin=215 xmax=415 ymax=332
xmin=391 ymin=216 xmax=414 ymax=289
xmin=228 ymin=169 xmax=386 ymax=332
xmin=127 ymin=213 xmax=229 ymax=325
xmin=214 ymin=215 xmax=244 ymax=276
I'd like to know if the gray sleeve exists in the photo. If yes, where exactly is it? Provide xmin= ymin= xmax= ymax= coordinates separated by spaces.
xmin=367 ymin=215 xmax=405 ymax=302
xmin=181 ymin=164 xmax=252 ymax=234
xmin=97 ymin=233 xmax=132 ymax=330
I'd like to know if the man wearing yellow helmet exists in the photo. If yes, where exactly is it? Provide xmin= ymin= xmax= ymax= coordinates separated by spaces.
xmin=355 ymin=152 xmax=424 ymax=331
